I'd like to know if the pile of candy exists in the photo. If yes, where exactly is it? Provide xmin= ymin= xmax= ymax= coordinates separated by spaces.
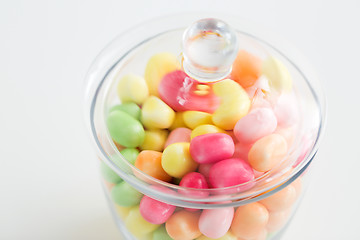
xmin=102 ymin=50 xmax=302 ymax=240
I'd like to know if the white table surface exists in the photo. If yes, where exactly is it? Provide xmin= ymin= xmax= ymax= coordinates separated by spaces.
xmin=1 ymin=0 xmax=359 ymax=239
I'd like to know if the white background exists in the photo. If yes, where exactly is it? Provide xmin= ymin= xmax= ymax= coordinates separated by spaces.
xmin=1 ymin=0 xmax=359 ymax=239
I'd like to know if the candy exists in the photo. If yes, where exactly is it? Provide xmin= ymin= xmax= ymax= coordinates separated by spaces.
xmin=115 ymin=205 xmax=131 ymax=219
xmin=197 ymin=232 xmax=237 ymax=240
xmin=197 ymin=163 xmax=213 ymax=183
xmin=209 ymin=158 xmax=254 ymax=189
xmin=125 ymin=206 xmax=160 ymax=238
xmin=191 ymin=124 xmax=226 ymax=139
xmin=140 ymin=129 xmax=168 ymax=151
xmin=274 ymin=126 xmax=296 ymax=146
xmin=152 ymin=226 xmax=173 ymax=240
xmin=165 ymin=210 xmax=202 ymax=240
xmin=158 ymin=70 xmax=220 ymax=113
xmin=212 ymin=79 xmax=251 ymax=130
xmin=230 ymin=50 xmax=262 ymax=88
xmin=107 ymin=110 xmax=145 ymax=148
xmin=144 ymin=52 xmax=179 ymax=97
xmin=266 ymin=208 xmax=291 ymax=232
xmin=183 ymin=111 xmax=213 ymax=129
xmin=179 ymin=172 xmax=209 ymax=198
xmin=259 ymin=184 xmax=296 ymax=212
xmin=135 ymin=150 xmax=172 ymax=182
xmin=161 ymin=143 xmax=198 ymax=178
xmin=117 ymin=74 xmax=149 ymax=104
xmin=190 ymin=133 xmax=235 ymax=164
xmin=231 ymin=202 xmax=269 ymax=239
xmin=237 ymin=229 xmax=267 ymax=240
xmin=262 ymin=56 xmax=292 ymax=92
xmin=169 ymin=112 xmax=187 ymax=130
xmin=141 ymin=96 xmax=175 ymax=129
xmin=111 ymin=181 xmax=142 ymax=207
xmin=199 ymin=207 xmax=234 ymax=238
xmin=248 ymin=134 xmax=288 ymax=172
xmin=139 ymin=195 xmax=176 ymax=224
xmin=273 ymin=93 xmax=299 ymax=127
xmin=100 ymin=161 xmax=122 ymax=184
xmin=234 ymin=108 xmax=277 ymax=144
xmin=232 ymin=142 xmax=252 ymax=161
xmin=110 ymin=102 xmax=141 ymax=120
xmin=164 ymin=127 xmax=191 ymax=148
xmin=120 ymin=148 xmax=139 ymax=165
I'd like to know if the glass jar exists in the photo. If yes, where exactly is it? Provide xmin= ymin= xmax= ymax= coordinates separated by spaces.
xmin=84 ymin=13 xmax=325 ymax=240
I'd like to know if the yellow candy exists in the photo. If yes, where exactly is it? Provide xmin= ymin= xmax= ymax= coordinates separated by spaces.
xmin=191 ymin=124 xmax=226 ymax=139
xmin=212 ymin=79 xmax=251 ymax=130
xmin=140 ymin=129 xmax=168 ymax=151
xmin=117 ymin=74 xmax=149 ymax=105
xmin=262 ymin=56 xmax=292 ymax=92
xmin=169 ymin=112 xmax=187 ymax=130
xmin=125 ymin=206 xmax=160 ymax=238
xmin=144 ymin=52 xmax=179 ymax=96
xmin=141 ymin=96 xmax=175 ymax=129
xmin=114 ymin=205 xmax=131 ymax=219
xmin=197 ymin=232 xmax=237 ymax=240
xmin=183 ymin=111 xmax=213 ymax=129
xmin=161 ymin=142 xmax=198 ymax=178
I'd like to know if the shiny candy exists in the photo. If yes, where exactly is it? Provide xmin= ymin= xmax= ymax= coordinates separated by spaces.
xmin=135 ymin=150 xmax=172 ymax=182
xmin=191 ymin=124 xmax=226 ymax=139
xmin=266 ymin=209 xmax=291 ymax=232
xmin=259 ymin=184 xmax=297 ymax=212
xmin=140 ymin=129 xmax=168 ymax=152
xmin=139 ymin=195 xmax=176 ymax=224
xmin=183 ymin=111 xmax=213 ymax=129
xmin=110 ymin=102 xmax=141 ymax=120
xmin=262 ymin=56 xmax=292 ymax=92
xmin=165 ymin=210 xmax=202 ymax=240
xmin=212 ymin=79 xmax=251 ymax=130
xmin=179 ymin=172 xmax=209 ymax=198
xmin=231 ymin=202 xmax=269 ymax=239
xmin=199 ymin=207 xmax=234 ymax=239
xmin=120 ymin=148 xmax=139 ymax=165
xmin=141 ymin=96 xmax=175 ymax=129
xmin=248 ymin=134 xmax=288 ymax=172
xmin=209 ymin=158 xmax=254 ymax=189
xmin=111 ymin=181 xmax=142 ymax=207
xmin=107 ymin=110 xmax=145 ymax=148
xmin=161 ymin=143 xmax=198 ymax=178
xmin=144 ymin=52 xmax=179 ymax=97
xmin=231 ymin=50 xmax=262 ymax=88
xmin=164 ymin=127 xmax=191 ymax=148
xmin=117 ymin=74 xmax=149 ymax=104
xmin=125 ymin=206 xmax=160 ymax=238
xmin=190 ymin=133 xmax=235 ymax=164
xmin=234 ymin=108 xmax=277 ymax=144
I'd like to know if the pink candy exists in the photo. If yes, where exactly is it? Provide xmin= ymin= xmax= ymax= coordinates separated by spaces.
xmin=199 ymin=207 xmax=234 ymax=238
xmin=139 ymin=195 xmax=176 ymax=224
xmin=274 ymin=93 xmax=299 ymax=127
xmin=164 ymin=127 xmax=191 ymax=148
xmin=232 ymin=142 xmax=252 ymax=161
xmin=209 ymin=158 xmax=254 ymax=190
xmin=179 ymin=172 xmax=209 ymax=198
xmin=190 ymin=133 xmax=235 ymax=164
xmin=234 ymin=108 xmax=277 ymax=144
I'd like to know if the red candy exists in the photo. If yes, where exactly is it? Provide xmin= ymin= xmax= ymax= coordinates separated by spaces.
xmin=139 ymin=195 xmax=176 ymax=224
xmin=209 ymin=158 xmax=254 ymax=189
xmin=158 ymin=70 xmax=220 ymax=113
xmin=179 ymin=172 xmax=209 ymax=198
xmin=190 ymin=133 xmax=235 ymax=164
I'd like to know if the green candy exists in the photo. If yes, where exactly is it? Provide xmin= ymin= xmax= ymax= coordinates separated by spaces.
xmin=107 ymin=110 xmax=145 ymax=148
xmin=111 ymin=181 xmax=142 ymax=207
xmin=110 ymin=103 xmax=141 ymax=120
xmin=100 ymin=161 xmax=123 ymax=184
xmin=152 ymin=226 xmax=172 ymax=240
xmin=120 ymin=148 xmax=139 ymax=165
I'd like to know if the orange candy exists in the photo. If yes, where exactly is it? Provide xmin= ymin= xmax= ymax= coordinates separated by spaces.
xmin=165 ymin=210 xmax=202 ymax=240
xmin=248 ymin=134 xmax=288 ymax=172
xmin=230 ymin=50 xmax=262 ymax=88
xmin=135 ymin=150 xmax=172 ymax=182
xmin=266 ymin=208 xmax=291 ymax=232
xmin=259 ymin=184 xmax=297 ymax=212
xmin=231 ymin=202 xmax=269 ymax=239
xmin=237 ymin=228 xmax=267 ymax=240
